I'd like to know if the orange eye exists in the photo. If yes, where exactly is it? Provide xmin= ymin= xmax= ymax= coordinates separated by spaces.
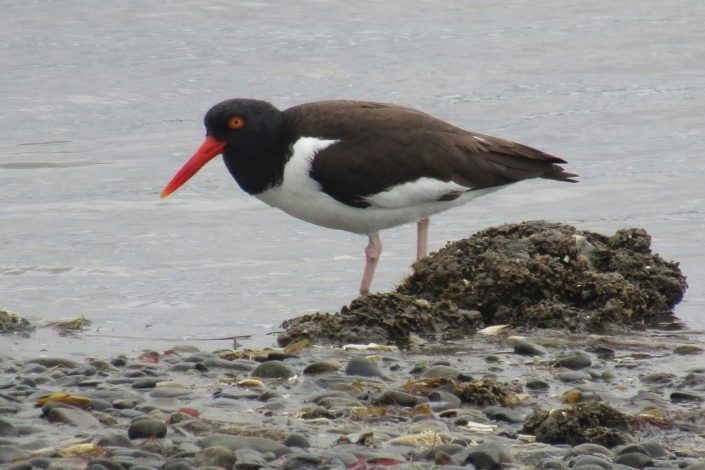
xmin=228 ymin=116 xmax=245 ymax=129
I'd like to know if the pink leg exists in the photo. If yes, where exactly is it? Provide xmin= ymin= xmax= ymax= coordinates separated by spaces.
xmin=416 ymin=217 xmax=430 ymax=261
xmin=359 ymin=233 xmax=383 ymax=295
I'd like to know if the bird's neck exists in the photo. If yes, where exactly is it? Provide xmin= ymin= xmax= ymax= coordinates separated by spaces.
xmin=222 ymin=129 xmax=293 ymax=195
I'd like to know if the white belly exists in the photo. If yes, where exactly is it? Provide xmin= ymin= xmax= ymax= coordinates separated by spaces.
xmin=254 ymin=137 xmax=502 ymax=234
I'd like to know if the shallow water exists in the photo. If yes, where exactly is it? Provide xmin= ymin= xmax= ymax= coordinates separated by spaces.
xmin=1 ymin=0 xmax=704 ymax=359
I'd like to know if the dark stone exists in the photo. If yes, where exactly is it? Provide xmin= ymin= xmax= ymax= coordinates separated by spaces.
xmin=513 ymin=339 xmax=547 ymax=356
xmin=419 ymin=365 xmax=460 ymax=379
xmin=303 ymin=361 xmax=340 ymax=375
xmin=193 ymin=446 xmax=236 ymax=468
xmin=26 ymin=357 xmax=79 ymax=369
xmin=344 ymin=357 xmax=383 ymax=377
xmin=555 ymin=351 xmax=592 ymax=370
xmin=670 ymin=391 xmax=703 ymax=402
xmin=132 ymin=378 xmax=160 ymax=389
xmin=0 ymin=417 xmax=18 ymax=436
xmin=47 ymin=407 xmax=100 ymax=427
xmin=525 ymin=379 xmax=550 ymax=390
xmin=127 ymin=419 xmax=167 ymax=439
xmin=199 ymin=434 xmax=289 ymax=457
xmin=613 ymin=452 xmax=653 ymax=468
xmin=374 ymin=390 xmax=422 ymax=407
xmin=251 ymin=360 xmax=295 ymax=379
xmin=462 ymin=441 xmax=513 ymax=469
xmin=284 ymin=433 xmax=310 ymax=448
xmin=484 ymin=405 xmax=524 ymax=423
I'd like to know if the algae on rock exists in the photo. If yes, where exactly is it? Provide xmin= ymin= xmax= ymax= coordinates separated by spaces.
xmin=279 ymin=221 xmax=688 ymax=346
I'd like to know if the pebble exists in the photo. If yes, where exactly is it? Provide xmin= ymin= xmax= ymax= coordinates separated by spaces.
xmin=556 ymin=370 xmax=592 ymax=383
xmin=513 ymin=339 xmax=548 ymax=356
xmin=193 ymin=446 xmax=235 ymax=468
xmin=344 ymin=357 xmax=383 ymax=377
xmin=484 ymin=405 xmax=524 ymax=423
xmin=670 ymin=391 xmax=703 ymax=402
xmin=0 ymin=417 xmax=19 ymax=436
xmin=419 ymin=365 xmax=460 ymax=379
xmin=303 ymin=361 xmax=340 ymax=375
xmin=251 ymin=360 xmax=296 ymax=379
xmin=128 ymin=419 xmax=168 ymax=439
xmin=284 ymin=433 xmax=311 ymax=448
xmin=613 ymin=451 xmax=653 ymax=467
xmin=525 ymin=379 xmax=550 ymax=390
xmin=460 ymin=441 xmax=514 ymax=468
xmin=199 ymin=433 xmax=289 ymax=456
xmin=555 ymin=351 xmax=593 ymax=369
xmin=47 ymin=407 xmax=101 ymax=427
xmin=26 ymin=358 xmax=79 ymax=369
xmin=375 ymin=390 xmax=423 ymax=407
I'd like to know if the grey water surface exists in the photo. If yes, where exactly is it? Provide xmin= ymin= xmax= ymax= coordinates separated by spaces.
xmin=1 ymin=0 xmax=703 ymax=359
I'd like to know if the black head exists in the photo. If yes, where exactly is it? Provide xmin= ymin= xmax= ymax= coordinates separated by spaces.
xmin=161 ymin=98 xmax=292 ymax=199
xmin=204 ymin=98 xmax=285 ymax=144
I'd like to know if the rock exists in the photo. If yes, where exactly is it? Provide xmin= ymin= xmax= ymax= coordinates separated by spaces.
xmin=673 ymin=345 xmax=703 ymax=355
xmin=252 ymin=360 xmax=296 ymax=379
xmin=521 ymin=402 xmax=633 ymax=446
xmin=556 ymin=370 xmax=592 ymax=383
xmin=671 ymin=391 xmax=703 ymax=402
xmin=555 ymin=351 xmax=592 ymax=370
xmin=162 ymin=458 xmax=194 ymax=470
xmin=128 ymin=419 xmax=167 ymax=439
xmin=419 ymin=365 xmax=459 ymax=379
xmin=193 ymin=446 xmax=236 ymax=468
xmin=0 ymin=445 xmax=29 ymax=464
xmin=374 ymin=390 xmax=422 ymax=407
xmin=26 ymin=357 xmax=79 ymax=369
xmin=525 ymin=379 xmax=550 ymax=390
xmin=345 ymin=357 xmax=383 ymax=377
xmin=284 ymin=433 xmax=310 ymax=448
xmin=47 ymin=407 xmax=101 ymax=427
xmin=199 ymin=434 xmax=289 ymax=457
xmin=132 ymin=378 xmax=160 ymax=389
xmin=0 ymin=417 xmax=18 ymax=436
xmin=97 ymin=430 xmax=134 ymax=448
xmin=303 ymin=361 xmax=340 ymax=375
xmin=462 ymin=441 xmax=514 ymax=469
xmin=568 ymin=454 xmax=613 ymax=469
xmin=637 ymin=441 xmax=668 ymax=458
xmin=613 ymin=452 xmax=653 ymax=468
xmin=46 ymin=458 xmax=89 ymax=470
xmin=513 ymin=339 xmax=547 ymax=356
xmin=484 ymin=405 xmax=524 ymax=423
xmin=569 ymin=443 xmax=613 ymax=458
xmin=201 ymin=358 xmax=258 ymax=371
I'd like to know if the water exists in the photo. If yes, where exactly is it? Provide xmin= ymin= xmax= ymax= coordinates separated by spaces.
xmin=2 ymin=0 xmax=704 ymax=358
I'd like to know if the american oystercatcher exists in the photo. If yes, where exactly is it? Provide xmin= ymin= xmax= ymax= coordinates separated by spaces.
xmin=161 ymin=99 xmax=577 ymax=294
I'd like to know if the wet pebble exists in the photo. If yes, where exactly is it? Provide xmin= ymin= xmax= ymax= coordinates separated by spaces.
xmin=47 ymin=407 xmax=101 ymax=427
xmin=460 ymin=441 xmax=514 ymax=468
xmin=556 ymin=370 xmax=592 ymax=383
xmin=199 ymin=433 xmax=289 ymax=456
xmin=128 ymin=419 xmax=167 ymax=439
xmin=484 ymin=405 xmax=524 ymax=423
xmin=670 ymin=391 xmax=703 ymax=402
xmin=525 ymin=378 xmax=550 ymax=390
xmin=513 ymin=338 xmax=548 ymax=356
xmin=0 ymin=417 xmax=18 ymax=436
xmin=251 ymin=360 xmax=295 ymax=379
xmin=555 ymin=351 xmax=592 ymax=369
xmin=193 ymin=445 xmax=235 ymax=468
xmin=419 ymin=365 xmax=459 ymax=379
xmin=613 ymin=451 xmax=653 ymax=467
xmin=284 ymin=432 xmax=310 ymax=448
xmin=375 ymin=389 xmax=423 ymax=407
xmin=303 ymin=361 xmax=340 ymax=375
xmin=345 ymin=357 xmax=383 ymax=377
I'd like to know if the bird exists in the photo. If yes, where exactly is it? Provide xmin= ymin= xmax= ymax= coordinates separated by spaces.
xmin=161 ymin=99 xmax=577 ymax=295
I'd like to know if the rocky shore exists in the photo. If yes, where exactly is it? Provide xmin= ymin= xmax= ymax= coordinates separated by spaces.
xmin=1 ymin=221 xmax=702 ymax=469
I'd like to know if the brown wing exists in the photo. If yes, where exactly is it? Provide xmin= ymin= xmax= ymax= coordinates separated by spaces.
xmin=284 ymin=101 xmax=577 ymax=208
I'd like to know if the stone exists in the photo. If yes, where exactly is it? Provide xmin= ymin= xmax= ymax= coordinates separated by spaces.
xmin=525 ymin=379 xmax=550 ymax=390
xmin=199 ymin=434 xmax=289 ymax=457
xmin=0 ymin=417 xmax=18 ymax=436
xmin=568 ymin=454 xmax=612 ymax=468
xmin=344 ymin=357 xmax=383 ymax=377
xmin=374 ymin=390 xmax=422 ymax=407
xmin=128 ymin=419 xmax=167 ymax=439
xmin=163 ymin=459 xmax=195 ymax=470
xmin=193 ymin=446 xmax=236 ymax=468
xmin=671 ymin=391 xmax=703 ymax=402
xmin=132 ymin=378 xmax=160 ymax=389
xmin=303 ymin=361 xmax=340 ymax=375
xmin=419 ymin=365 xmax=459 ymax=379
xmin=462 ymin=441 xmax=514 ymax=469
xmin=284 ymin=433 xmax=310 ymax=448
xmin=47 ymin=407 xmax=100 ymax=427
xmin=0 ymin=445 xmax=29 ymax=464
xmin=484 ymin=405 xmax=524 ymax=423
xmin=26 ymin=357 xmax=79 ymax=369
xmin=556 ymin=371 xmax=592 ymax=383
xmin=252 ymin=360 xmax=296 ymax=379
xmin=613 ymin=452 xmax=653 ymax=468
xmin=555 ymin=351 xmax=592 ymax=370
xmin=201 ymin=358 xmax=257 ymax=371
xmin=233 ymin=448 xmax=269 ymax=468
xmin=513 ymin=339 xmax=547 ymax=356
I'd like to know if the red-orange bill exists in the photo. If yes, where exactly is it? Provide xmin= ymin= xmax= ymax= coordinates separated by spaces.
xmin=161 ymin=135 xmax=227 ymax=198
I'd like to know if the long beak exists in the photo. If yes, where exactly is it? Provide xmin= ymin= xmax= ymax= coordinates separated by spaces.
xmin=161 ymin=135 xmax=227 ymax=198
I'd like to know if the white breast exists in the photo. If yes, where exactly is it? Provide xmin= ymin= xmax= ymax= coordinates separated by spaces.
xmin=255 ymin=137 xmax=502 ymax=234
